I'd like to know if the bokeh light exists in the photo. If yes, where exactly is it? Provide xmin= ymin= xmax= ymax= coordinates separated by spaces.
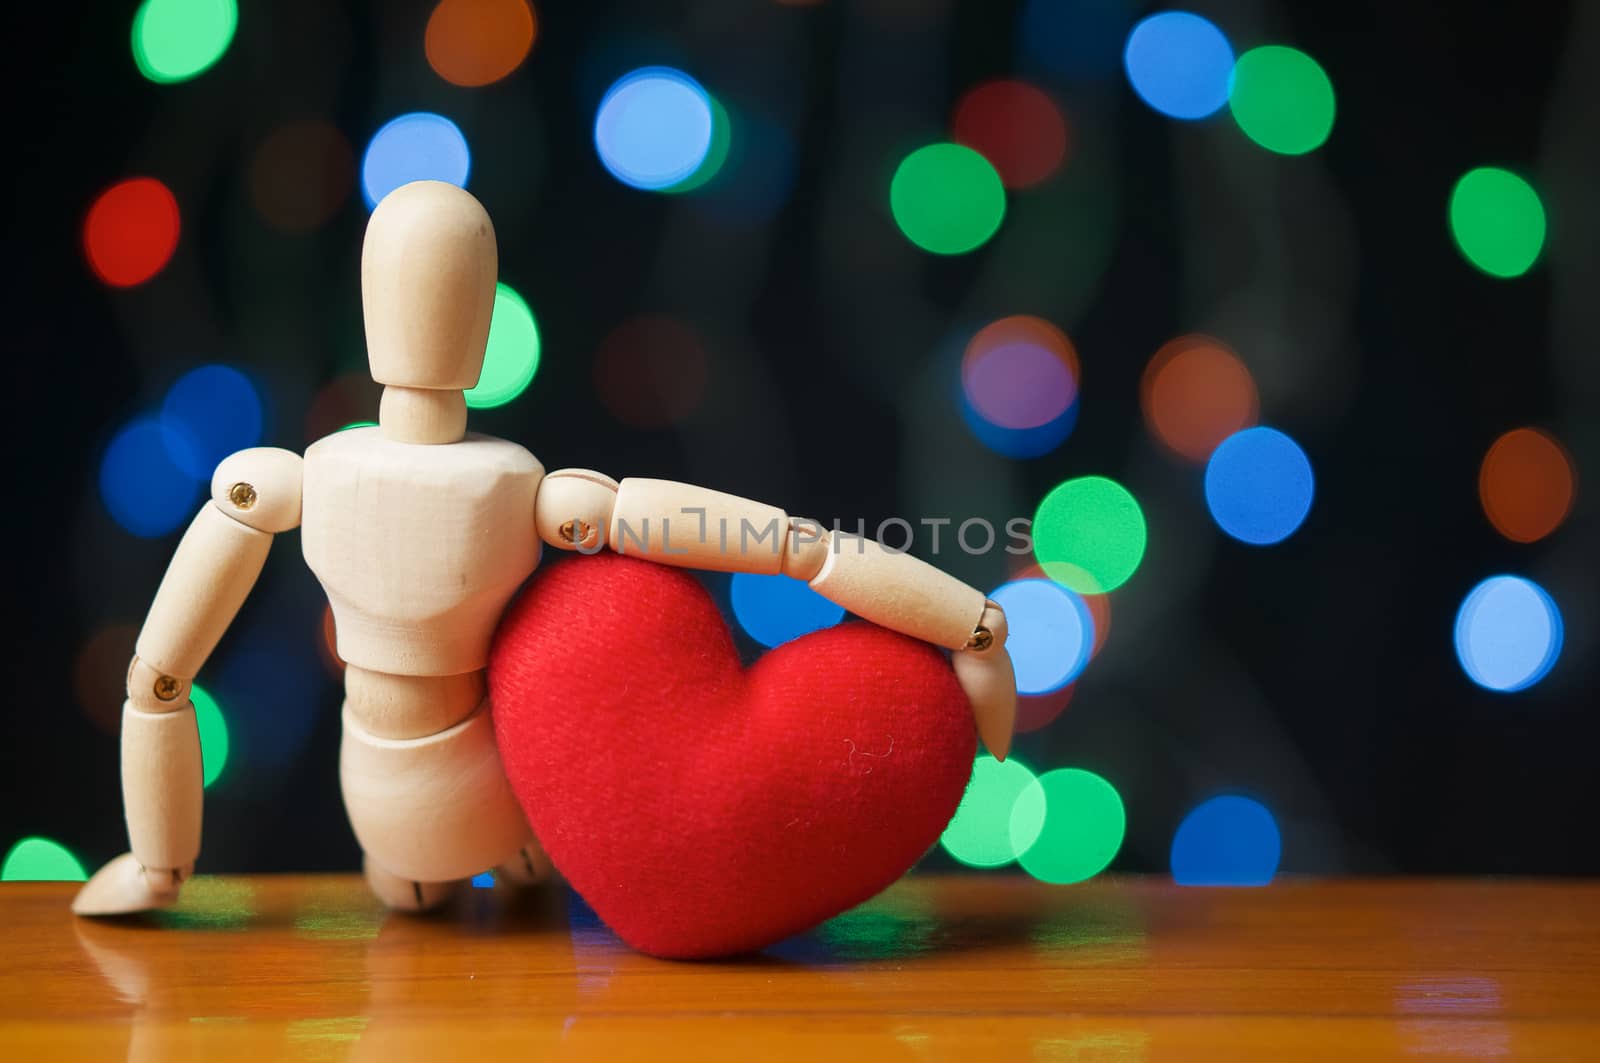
xmin=305 ymin=372 xmax=382 ymax=442
xmin=1015 ymin=684 xmax=1075 ymax=734
xmin=213 ymin=612 xmax=325 ymax=781
xmin=1140 ymin=334 xmax=1259 ymax=463
xmin=1 ymin=837 xmax=87 ymax=882
xmin=890 ymin=144 xmax=1006 ymax=255
xmin=249 ymin=120 xmax=354 ymax=232
xmin=1033 ymin=477 xmax=1147 ymax=594
xmin=593 ymin=316 xmax=708 ymax=428
xmin=1018 ymin=0 xmax=1135 ymax=80
xmin=73 ymin=624 xmax=139 ymax=735
xmin=1228 ymin=46 xmax=1336 ymax=155
xmin=425 ymin=0 xmax=537 ymax=87
xmin=100 ymin=417 xmax=199 ymax=538
xmin=83 ymin=177 xmax=180 ymax=288
xmin=951 ymin=79 xmax=1070 ymax=189
xmin=1449 ymin=168 xmax=1546 ymax=279
xmin=960 ymin=316 xmax=1079 ymax=459
xmin=1014 ymin=561 xmax=1113 ymax=661
xmin=730 ymin=573 xmax=845 ymax=648
xmin=361 ymin=113 xmax=472 ymax=210
xmin=988 ymin=579 xmax=1094 ymax=695
xmin=464 ymin=283 xmax=540 ymax=408
xmin=319 ymin=604 xmax=345 ymax=678
xmin=1011 ymin=768 xmax=1125 ymax=884
xmin=191 ymin=682 xmax=230 ymax=788
xmin=1204 ymin=427 xmax=1314 ymax=545
xmin=1479 ymin=428 xmax=1576 ymax=543
xmin=160 ymin=365 xmax=264 ymax=479
xmin=940 ymin=755 xmax=1042 ymax=868
xmin=1171 ymin=795 xmax=1282 ymax=886
xmin=594 ymin=67 xmax=714 ymax=191
xmin=961 ymin=315 xmax=1079 ymax=430
xmin=1122 ymin=11 xmax=1233 ymax=120
xmin=685 ymin=106 xmax=795 ymax=224
xmin=964 ymin=349 xmax=1073 ymax=429
xmin=962 ymin=396 xmax=1077 ymax=460
xmin=664 ymin=95 xmax=731 ymax=194
xmin=132 ymin=0 xmax=237 ymax=84
xmin=1454 ymin=576 xmax=1563 ymax=693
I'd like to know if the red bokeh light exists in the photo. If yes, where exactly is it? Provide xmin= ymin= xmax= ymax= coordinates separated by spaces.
xmin=305 ymin=372 xmax=383 ymax=442
xmin=951 ymin=80 xmax=1070 ymax=190
xmin=593 ymin=316 xmax=709 ymax=429
xmin=1015 ymin=683 xmax=1074 ymax=734
xmin=83 ymin=177 xmax=181 ymax=287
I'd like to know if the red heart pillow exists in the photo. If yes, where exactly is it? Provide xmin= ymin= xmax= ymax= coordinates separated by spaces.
xmin=489 ymin=553 xmax=976 ymax=958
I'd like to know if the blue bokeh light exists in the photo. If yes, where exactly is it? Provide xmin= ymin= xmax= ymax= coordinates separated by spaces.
xmin=1204 ymin=426 xmax=1315 ymax=545
xmin=960 ymin=387 xmax=1078 ymax=459
xmin=361 ymin=112 xmax=472 ymax=209
xmin=100 ymin=417 xmax=200 ymax=537
xmin=989 ymin=579 xmax=1094 ymax=695
xmin=1123 ymin=11 xmax=1234 ymax=120
xmin=1019 ymin=0 xmax=1136 ymax=80
xmin=594 ymin=67 xmax=714 ymax=191
xmin=1171 ymin=795 xmax=1282 ymax=886
xmin=731 ymin=573 xmax=846 ymax=648
xmin=688 ymin=108 xmax=795 ymax=224
xmin=1454 ymin=576 xmax=1564 ymax=693
xmin=160 ymin=365 xmax=263 ymax=480
xmin=471 ymin=871 xmax=495 ymax=889
xmin=214 ymin=609 xmax=326 ymax=785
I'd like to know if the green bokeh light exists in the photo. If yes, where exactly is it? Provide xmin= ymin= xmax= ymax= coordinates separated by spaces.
xmin=2 ymin=836 xmax=87 ymax=881
xmin=940 ymin=755 xmax=1043 ymax=867
xmin=1449 ymin=168 xmax=1546 ymax=279
xmin=889 ymin=143 xmax=1006 ymax=255
xmin=191 ymin=682 xmax=229 ymax=789
xmin=1228 ymin=46 xmax=1335 ymax=156
xmin=465 ymin=283 xmax=540 ymax=409
xmin=1033 ymin=476 xmax=1147 ymax=594
xmin=1012 ymin=768 xmax=1125 ymax=884
xmin=665 ymin=96 xmax=732 ymax=194
xmin=132 ymin=0 xmax=238 ymax=84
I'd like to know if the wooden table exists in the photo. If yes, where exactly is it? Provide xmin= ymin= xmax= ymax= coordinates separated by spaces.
xmin=2 ymin=875 xmax=1597 ymax=1060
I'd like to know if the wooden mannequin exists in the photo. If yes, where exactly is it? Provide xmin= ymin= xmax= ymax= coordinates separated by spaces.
xmin=73 ymin=180 xmax=1016 ymax=917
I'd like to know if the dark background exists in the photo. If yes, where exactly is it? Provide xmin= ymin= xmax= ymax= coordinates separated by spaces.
xmin=3 ymin=0 xmax=1595 ymax=877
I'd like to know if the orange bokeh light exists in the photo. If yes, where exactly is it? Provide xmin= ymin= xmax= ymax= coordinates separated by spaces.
xmin=1479 ymin=428 xmax=1576 ymax=543
xmin=1140 ymin=334 xmax=1259 ymax=463
xmin=425 ymin=0 xmax=537 ymax=88
xmin=249 ymin=120 xmax=353 ymax=232
xmin=320 ymin=604 xmax=345 ymax=678
xmin=73 ymin=624 xmax=139 ymax=735
xmin=963 ymin=315 xmax=1079 ymax=384
xmin=951 ymin=79 xmax=1070 ymax=190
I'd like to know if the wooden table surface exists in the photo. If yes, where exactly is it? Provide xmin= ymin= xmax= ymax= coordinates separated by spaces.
xmin=2 ymin=874 xmax=1597 ymax=1060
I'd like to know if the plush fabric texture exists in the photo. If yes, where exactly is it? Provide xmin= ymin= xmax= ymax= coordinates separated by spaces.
xmin=488 ymin=553 xmax=976 ymax=959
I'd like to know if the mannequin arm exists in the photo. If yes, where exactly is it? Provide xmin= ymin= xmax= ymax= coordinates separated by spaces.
xmin=534 ymin=469 xmax=1016 ymax=759
xmin=73 ymin=448 xmax=303 ymax=915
